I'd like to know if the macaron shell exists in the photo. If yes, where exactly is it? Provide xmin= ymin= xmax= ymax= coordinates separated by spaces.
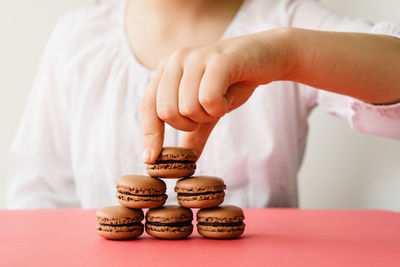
xmin=155 ymin=147 xmax=197 ymax=161
xmin=196 ymin=205 xmax=245 ymax=239
xmin=177 ymin=192 xmax=225 ymax=208
xmin=146 ymin=205 xmax=193 ymax=239
xmin=175 ymin=176 xmax=226 ymax=193
xmin=145 ymin=224 xmax=193 ymax=240
xmin=96 ymin=225 xmax=144 ymax=240
xmin=146 ymin=205 xmax=193 ymax=223
xmin=197 ymin=205 xmax=245 ymax=223
xmin=197 ymin=223 xmax=245 ymax=239
xmin=116 ymin=175 xmax=166 ymax=194
xmin=117 ymin=194 xmax=167 ymax=209
xmin=95 ymin=206 xmax=145 ymax=240
xmin=96 ymin=206 xmax=144 ymax=223
xmin=116 ymin=175 xmax=167 ymax=209
xmin=146 ymin=163 xmax=196 ymax=178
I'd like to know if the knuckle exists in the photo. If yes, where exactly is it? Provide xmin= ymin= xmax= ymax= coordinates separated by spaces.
xmin=199 ymin=96 xmax=226 ymax=117
xmin=143 ymin=131 xmax=162 ymax=140
xmin=207 ymin=52 xmax=230 ymax=69
xmin=171 ymin=47 xmax=189 ymax=61
xmin=186 ymin=49 xmax=204 ymax=63
xmin=158 ymin=58 xmax=167 ymax=69
xmin=164 ymin=56 xmax=182 ymax=70
xmin=179 ymin=104 xmax=197 ymax=117
xmin=157 ymin=107 xmax=175 ymax=121
xmin=199 ymin=94 xmax=217 ymax=108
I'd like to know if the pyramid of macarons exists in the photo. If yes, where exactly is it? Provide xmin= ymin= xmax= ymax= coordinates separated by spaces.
xmin=96 ymin=147 xmax=245 ymax=240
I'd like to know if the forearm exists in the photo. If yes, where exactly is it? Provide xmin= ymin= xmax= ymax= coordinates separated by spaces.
xmin=279 ymin=28 xmax=400 ymax=104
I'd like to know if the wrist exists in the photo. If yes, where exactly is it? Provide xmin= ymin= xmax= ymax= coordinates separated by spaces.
xmin=262 ymin=27 xmax=300 ymax=81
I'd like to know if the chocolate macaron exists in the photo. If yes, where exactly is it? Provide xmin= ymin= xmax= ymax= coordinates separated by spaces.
xmin=146 ymin=147 xmax=197 ymax=178
xmin=197 ymin=205 xmax=245 ymax=239
xmin=96 ymin=206 xmax=144 ymax=240
xmin=175 ymin=176 xmax=226 ymax=208
xmin=145 ymin=205 xmax=193 ymax=239
xmin=116 ymin=175 xmax=167 ymax=209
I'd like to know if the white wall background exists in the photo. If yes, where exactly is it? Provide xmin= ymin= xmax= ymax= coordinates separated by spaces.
xmin=0 ymin=0 xmax=399 ymax=209
xmin=0 ymin=0 xmax=96 ymax=208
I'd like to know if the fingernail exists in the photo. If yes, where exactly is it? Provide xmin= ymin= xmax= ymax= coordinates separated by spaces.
xmin=142 ymin=147 xmax=151 ymax=163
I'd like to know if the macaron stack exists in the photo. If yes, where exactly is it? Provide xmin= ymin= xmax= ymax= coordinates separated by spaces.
xmin=96 ymin=147 xmax=245 ymax=240
xmin=174 ymin=175 xmax=245 ymax=239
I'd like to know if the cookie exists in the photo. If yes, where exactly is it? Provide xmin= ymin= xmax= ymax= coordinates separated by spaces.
xmin=146 ymin=147 xmax=196 ymax=178
xmin=145 ymin=205 xmax=193 ymax=239
xmin=116 ymin=175 xmax=167 ymax=208
xmin=96 ymin=206 xmax=144 ymax=240
xmin=197 ymin=205 xmax=245 ymax=239
xmin=175 ymin=176 xmax=226 ymax=208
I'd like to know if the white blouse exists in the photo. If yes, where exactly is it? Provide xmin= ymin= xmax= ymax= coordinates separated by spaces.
xmin=7 ymin=0 xmax=400 ymax=209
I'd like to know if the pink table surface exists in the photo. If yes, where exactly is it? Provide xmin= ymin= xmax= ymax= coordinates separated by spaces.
xmin=0 ymin=209 xmax=399 ymax=267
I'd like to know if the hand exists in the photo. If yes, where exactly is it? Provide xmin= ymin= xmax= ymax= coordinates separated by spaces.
xmin=140 ymin=29 xmax=290 ymax=163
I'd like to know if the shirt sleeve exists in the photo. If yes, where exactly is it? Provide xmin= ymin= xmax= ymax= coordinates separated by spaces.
xmin=286 ymin=0 xmax=400 ymax=140
xmin=6 ymin=15 xmax=80 ymax=209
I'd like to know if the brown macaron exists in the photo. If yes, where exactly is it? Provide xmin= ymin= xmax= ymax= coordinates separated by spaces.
xmin=146 ymin=147 xmax=197 ymax=178
xmin=145 ymin=205 xmax=193 ymax=239
xmin=197 ymin=205 xmax=245 ymax=239
xmin=175 ymin=176 xmax=226 ymax=208
xmin=96 ymin=206 xmax=144 ymax=240
xmin=116 ymin=175 xmax=167 ymax=209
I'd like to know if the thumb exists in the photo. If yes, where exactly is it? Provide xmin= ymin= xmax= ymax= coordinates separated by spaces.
xmin=179 ymin=119 xmax=219 ymax=160
xmin=225 ymin=83 xmax=256 ymax=112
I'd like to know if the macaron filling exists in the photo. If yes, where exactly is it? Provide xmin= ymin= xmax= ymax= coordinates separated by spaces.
xmin=147 ymin=162 xmax=196 ymax=171
xmin=117 ymin=190 xmax=166 ymax=198
xmin=96 ymin=222 xmax=144 ymax=233
xmin=146 ymin=221 xmax=192 ymax=227
xmin=177 ymin=191 xmax=224 ymax=196
xmin=152 ymin=160 xmax=195 ymax=164
xmin=99 ymin=222 xmax=143 ymax=227
xmin=197 ymin=221 xmax=244 ymax=227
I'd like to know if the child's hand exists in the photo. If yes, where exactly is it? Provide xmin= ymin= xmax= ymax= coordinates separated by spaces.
xmin=141 ymin=27 xmax=400 ymax=163
xmin=140 ymin=30 xmax=289 ymax=163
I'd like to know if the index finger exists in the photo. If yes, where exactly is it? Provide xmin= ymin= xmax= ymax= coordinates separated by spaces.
xmin=140 ymin=68 xmax=165 ymax=164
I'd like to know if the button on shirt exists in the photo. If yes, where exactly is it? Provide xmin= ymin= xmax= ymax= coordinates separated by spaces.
xmin=6 ymin=0 xmax=400 ymax=209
